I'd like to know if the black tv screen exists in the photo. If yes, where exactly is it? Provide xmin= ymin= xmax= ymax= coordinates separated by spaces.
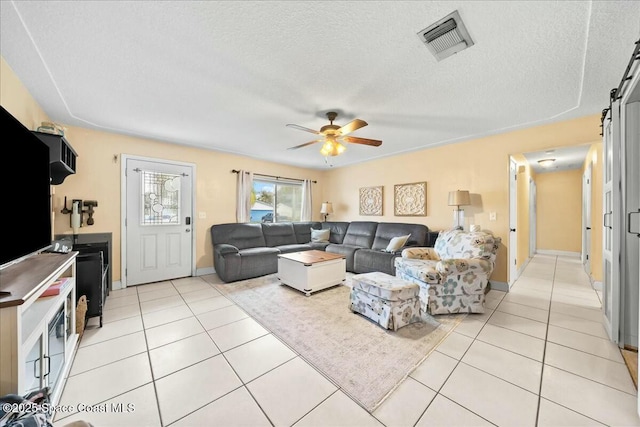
xmin=0 ymin=106 xmax=52 ymax=269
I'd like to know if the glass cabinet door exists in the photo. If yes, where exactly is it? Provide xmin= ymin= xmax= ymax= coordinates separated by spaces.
xmin=23 ymin=334 xmax=43 ymax=394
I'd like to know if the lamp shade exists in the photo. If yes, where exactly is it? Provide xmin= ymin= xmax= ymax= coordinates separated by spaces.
xmin=320 ymin=202 xmax=334 ymax=214
xmin=448 ymin=190 xmax=470 ymax=207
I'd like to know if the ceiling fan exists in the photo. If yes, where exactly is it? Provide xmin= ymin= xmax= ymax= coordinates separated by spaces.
xmin=286 ymin=111 xmax=382 ymax=157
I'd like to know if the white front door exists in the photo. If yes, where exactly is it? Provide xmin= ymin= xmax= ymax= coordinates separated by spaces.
xmin=509 ymin=158 xmax=518 ymax=286
xmin=602 ymin=103 xmax=621 ymax=343
xmin=124 ymin=157 xmax=194 ymax=286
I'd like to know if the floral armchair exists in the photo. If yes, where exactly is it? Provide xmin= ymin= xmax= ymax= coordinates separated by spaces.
xmin=394 ymin=229 xmax=500 ymax=314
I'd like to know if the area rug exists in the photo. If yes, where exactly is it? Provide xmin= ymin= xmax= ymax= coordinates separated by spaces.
xmin=211 ymin=274 xmax=465 ymax=412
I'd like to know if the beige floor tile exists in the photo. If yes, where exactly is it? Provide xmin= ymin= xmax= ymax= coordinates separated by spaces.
xmin=454 ymin=318 xmax=485 ymax=339
xmin=188 ymin=295 xmax=235 ymax=315
xmin=79 ymin=316 xmax=144 ymax=348
xmin=415 ymin=394 xmax=493 ymax=427
xmin=108 ymin=287 xmax=138 ymax=298
xmin=541 ymin=365 xmax=640 ymax=426
xmin=548 ymin=312 xmax=609 ymax=339
xmin=550 ymin=301 xmax=602 ymax=322
xmin=484 ymin=297 xmax=501 ymax=310
xmin=197 ymin=304 xmax=249 ymax=330
xmin=410 ymin=350 xmax=459 ymax=391
xmin=139 ymin=294 xmax=186 ymax=314
xmin=466 ymin=307 xmax=495 ymax=324
xmin=71 ymin=331 xmax=147 ymax=376
xmin=487 ymin=311 xmax=547 ymax=339
xmin=295 ymin=391 xmax=384 ymax=427
xmin=537 ymin=398 xmax=605 ymax=427
xmin=180 ymin=287 xmax=222 ymax=303
xmin=520 ymin=268 xmax=555 ymax=281
xmin=547 ymin=325 xmax=624 ymax=363
xmin=247 ymin=357 xmax=337 ymax=427
xmin=552 ymin=286 xmax=601 ymax=303
xmin=137 ymin=287 xmax=180 ymax=303
xmin=512 ymin=276 xmax=554 ymax=291
xmin=544 ymin=342 xmax=636 ymax=394
xmin=102 ymin=304 xmax=141 ymax=324
xmin=485 ymin=289 xmax=506 ymax=301
xmin=501 ymin=291 xmax=550 ymax=311
xmin=551 ymin=292 xmax=602 ymax=309
xmin=155 ymin=355 xmax=242 ymax=425
xmin=103 ymin=294 xmax=139 ymax=310
xmin=201 ymin=273 xmax=225 ymax=285
xmin=462 ymin=340 xmax=543 ymax=393
xmin=145 ymin=316 xmax=205 ymax=349
xmin=58 ymin=354 xmax=152 ymax=413
xmin=476 ymin=323 xmax=545 ymax=361
xmin=149 ymin=332 xmax=220 ymax=379
xmin=440 ymin=363 xmax=538 ymax=427
xmin=135 ymin=281 xmax=174 ymax=294
xmin=372 ymin=377 xmax=436 ymax=427
xmin=171 ymin=276 xmax=207 ymax=287
xmin=225 ymin=334 xmax=296 ymax=382
xmin=171 ymin=387 xmax=272 ymax=427
xmin=496 ymin=300 xmax=549 ymax=323
xmin=435 ymin=331 xmax=473 ymax=360
xmin=208 ymin=317 xmax=269 ymax=351
xmin=142 ymin=304 xmax=193 ymax=328
xmin=54 ymin=383 xmax=161 ymax=427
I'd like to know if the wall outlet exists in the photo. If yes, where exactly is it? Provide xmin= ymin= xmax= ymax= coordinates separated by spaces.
xmin=198 ymin=211 xmax=206 ymax=219
xmin=489 ymin=212 xmax=497 ymax=221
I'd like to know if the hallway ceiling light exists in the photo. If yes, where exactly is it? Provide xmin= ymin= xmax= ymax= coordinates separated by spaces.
xmin=538 ymin=158 xmax=556 ymax=167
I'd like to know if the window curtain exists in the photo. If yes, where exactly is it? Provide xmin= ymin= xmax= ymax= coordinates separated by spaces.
xmin=300 ymin=179 xmax=313 ymax=221
xmin=236 ymin=170 xmax=253 ymax=223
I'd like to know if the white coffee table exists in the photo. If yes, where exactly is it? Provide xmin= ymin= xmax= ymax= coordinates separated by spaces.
xmin=277 ymin=250 xmax=346 ymax=296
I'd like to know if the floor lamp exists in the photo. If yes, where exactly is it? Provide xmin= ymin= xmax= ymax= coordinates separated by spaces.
xmin=320 ymin=202 xmax=333 ymax=222
xmin=448 ymin=190 xmax=470 ymax=230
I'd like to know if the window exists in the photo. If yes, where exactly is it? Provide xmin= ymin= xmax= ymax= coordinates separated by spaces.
xmin=250 ymin=177 xmax=303 ymax=223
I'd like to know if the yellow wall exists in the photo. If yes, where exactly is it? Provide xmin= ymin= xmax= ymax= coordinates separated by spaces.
xmin=585 ymin=143 xmax=603 ymax=282
xmin=2 ymin=54 xmax=603 ymax=284
xmin=536 ymin=169 xmax=583 ymax=252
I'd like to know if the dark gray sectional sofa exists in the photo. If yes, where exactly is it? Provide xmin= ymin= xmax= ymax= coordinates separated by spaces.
xmin=210 ymin=220 xmax=434 ymax=283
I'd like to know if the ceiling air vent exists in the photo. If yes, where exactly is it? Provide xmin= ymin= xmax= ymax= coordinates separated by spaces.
xmin=417 ymin=10 xmax=474 ymax=61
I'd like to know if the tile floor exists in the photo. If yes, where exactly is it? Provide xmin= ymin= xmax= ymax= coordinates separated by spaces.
xmin=53 ymin=254 xmax=640 ymax=427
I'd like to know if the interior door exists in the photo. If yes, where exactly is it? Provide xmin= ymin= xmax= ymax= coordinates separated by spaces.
xmin=124 ymin=157 xmax=194 ymax=286
xmin=509 ymin=157 xmax=518 ymax=286
xmin=602 ymin=102 xmax=621 ymax=343
xmin=582 ymin=163 xmax=592 ymax=272
xmin=529 ymin=178 xmax=537 ymax=258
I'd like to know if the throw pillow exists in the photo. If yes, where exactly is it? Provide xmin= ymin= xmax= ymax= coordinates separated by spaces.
xmin=311 ymin=228 xmax=330 ymax=243
xmin=385 ymin=234 xmax=411 ymax=252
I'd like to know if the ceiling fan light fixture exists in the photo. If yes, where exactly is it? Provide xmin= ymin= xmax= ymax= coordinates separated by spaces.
xmin=320 ymin=139 xmax=346 ymax=157
xmin=538 ymin=158 xmax=556 ymax=167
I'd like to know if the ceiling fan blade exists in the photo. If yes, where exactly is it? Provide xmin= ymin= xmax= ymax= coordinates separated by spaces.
xmin=343 ymin=136 xmax=382 ymax=147
xmin=337 ymin=119 xmax=368 ymax=136
xmin=286 ymin=124 xmax=320 ymax=134
xmin=287 ymin=140 xmax=322 ymax=150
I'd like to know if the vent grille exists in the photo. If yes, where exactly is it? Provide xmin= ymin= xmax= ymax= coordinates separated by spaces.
xmin=418 ymin=10 xmax=474 ymax=61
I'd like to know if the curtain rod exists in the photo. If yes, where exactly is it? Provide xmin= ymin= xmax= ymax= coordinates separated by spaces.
xmin=231 ymin=169 xmax=317 ymax=184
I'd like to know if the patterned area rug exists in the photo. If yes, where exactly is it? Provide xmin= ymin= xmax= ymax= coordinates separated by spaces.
xmin=211 ymin=273 xmax=465 ymax=412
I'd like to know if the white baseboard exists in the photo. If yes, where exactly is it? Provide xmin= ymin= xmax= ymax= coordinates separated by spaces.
xmin=591 ymin=280 xmax=603 ymax=291
xmin=536 ymin=250 xmax=581 ymax=258
xmin=196 ymin=267 xmax=216 ymax=276
xmin=111 ymin=280 xmax=123 ymax=290
xmin=490 ymin=281 xmax=509 ymax=292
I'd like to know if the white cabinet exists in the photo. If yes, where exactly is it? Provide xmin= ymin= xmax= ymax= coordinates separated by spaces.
xmin=0 ymin=252 xmax=79 ymax=405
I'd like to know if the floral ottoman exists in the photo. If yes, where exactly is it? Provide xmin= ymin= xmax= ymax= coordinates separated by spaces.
xmin=349 ymin=271 xmax=421 ymax=331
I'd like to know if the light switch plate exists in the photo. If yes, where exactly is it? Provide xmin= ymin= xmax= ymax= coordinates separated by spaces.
xmin=198 ymin=211 xmax=206 ymax=219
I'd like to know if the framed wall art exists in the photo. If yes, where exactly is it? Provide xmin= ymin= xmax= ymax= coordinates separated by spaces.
xmin=394 ymin=182 xmax=427 ymax=216
xmin=359 ymin=186 xmax=383 ymax=216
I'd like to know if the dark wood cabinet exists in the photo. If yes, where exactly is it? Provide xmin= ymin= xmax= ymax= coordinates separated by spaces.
xmin=32 ymin=131 xmax=78 ymax=185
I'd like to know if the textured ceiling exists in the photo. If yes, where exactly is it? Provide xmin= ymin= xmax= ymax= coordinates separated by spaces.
xmin=1 ymin=1 xmax=639 ymax=170
xmin=522 ymin=145 xmax=592 ymax=174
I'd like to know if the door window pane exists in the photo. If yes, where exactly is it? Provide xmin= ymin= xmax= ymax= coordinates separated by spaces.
xmin=141 ymin=170 xmax=180 ymax=225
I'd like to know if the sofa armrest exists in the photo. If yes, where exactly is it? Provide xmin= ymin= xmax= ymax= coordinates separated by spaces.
xmin=437 ymin=258 xmax=493 ymax=276
xmin=215 ymin=243 xmax=239 ymax=256
xmin=401 ymin=247 xmax=439 ymax=260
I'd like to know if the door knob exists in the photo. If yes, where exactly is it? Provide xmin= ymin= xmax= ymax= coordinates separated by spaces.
xmin=510 ymin=228 xmax=516 ymax=232
xmin=586 ymin=227 xmax=591 ymax=230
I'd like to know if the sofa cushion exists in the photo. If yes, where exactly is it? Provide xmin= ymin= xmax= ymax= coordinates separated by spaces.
xmin=261 ymin=223 xmax=297 ymax=247
xmin=311 ymin=229 xmax=330 ymax=242
xmin=211 ymin=223 xmax=266 ymax=250
xmin=342 ymin=222 xmax=378 ymax=248
xmin=353 ymin=249 xmax=399 ymax=276
xmin=276 ymin=243 xmax=313 ymax=254
xmin=371 ymin=223 xmax=428 ymax=251
xmin=292 ymin=221 xmax=322 ymax=244
xmin=321 ymin=222 xmax=350 ymax=244
xmin=385 ymin=234 xmax=411 ymax=252
xmin=325 ymin=244 xmax=361 ymax=272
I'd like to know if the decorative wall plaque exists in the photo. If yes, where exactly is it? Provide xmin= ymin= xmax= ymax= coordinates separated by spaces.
xmin=359 ymin=186 xmax=383 ymax=216
xmin=394 ymin=182 xmax=427 ymax=216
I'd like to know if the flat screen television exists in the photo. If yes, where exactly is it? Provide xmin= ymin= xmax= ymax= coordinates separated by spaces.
xmin=0 ymin=105 xmax=52 ymax=270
